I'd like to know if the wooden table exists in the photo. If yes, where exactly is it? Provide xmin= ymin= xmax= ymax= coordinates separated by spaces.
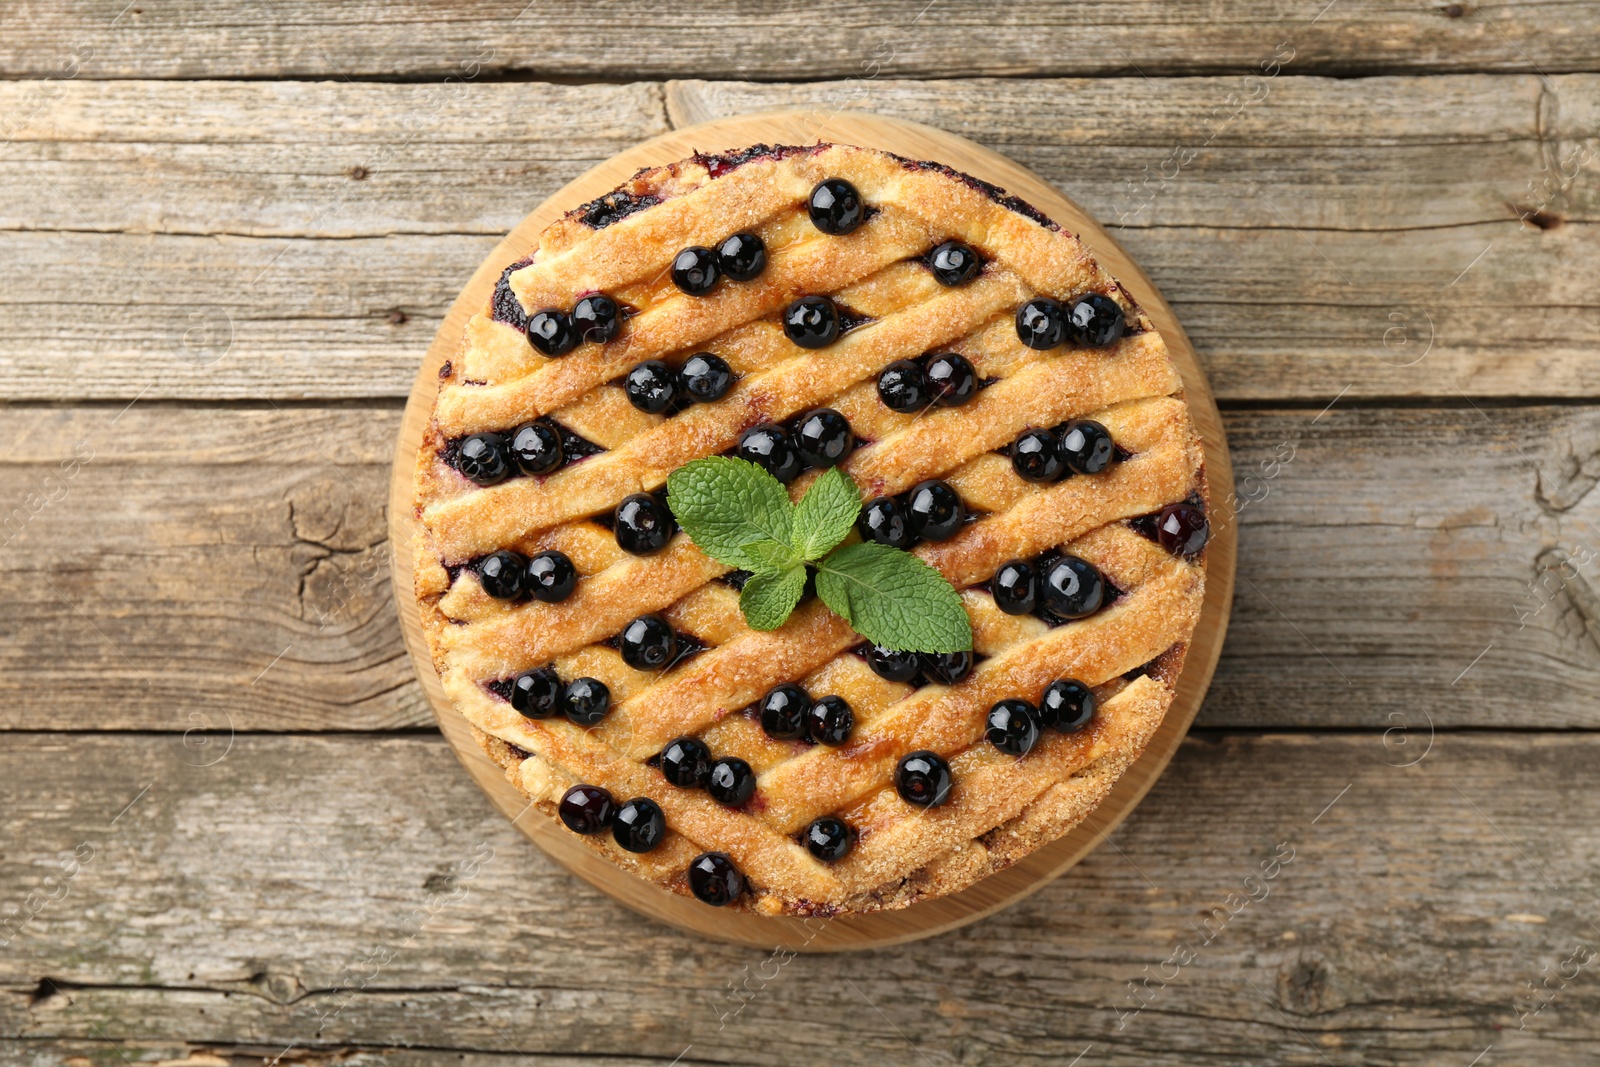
xmin=2 ymin=4 xmax=1596 ymax=1064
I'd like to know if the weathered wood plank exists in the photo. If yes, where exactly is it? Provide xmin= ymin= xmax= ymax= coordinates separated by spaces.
xmin=0 ymin=404 xmax=424 ymax=732
xmin=6 ymin=1047 xmax=638 ymax=1067
xmin=3 ymin=76 xmax=1598 ymax=400
xmin=0 ymin=403 xmax=1596 ymax=731
xmin=2 ymin=1 xmax=1597 ymax=80
xmin=0 ymin=731 xmax=1596 ymax=1064
xmin=11 ymin=76 xmax=1595 ymax=236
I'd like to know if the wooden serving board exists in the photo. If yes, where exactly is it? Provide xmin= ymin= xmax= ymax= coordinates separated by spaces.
xmin=388 ymin=110 xmax=1236 ymax=951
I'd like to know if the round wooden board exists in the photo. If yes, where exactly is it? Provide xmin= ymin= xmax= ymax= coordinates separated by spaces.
xmin=388 ymin=110 xmax=1235 ymax=952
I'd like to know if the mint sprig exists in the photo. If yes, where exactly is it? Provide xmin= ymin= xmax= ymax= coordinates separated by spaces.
xmin=664 ymin=458 xmax=972 ymax=653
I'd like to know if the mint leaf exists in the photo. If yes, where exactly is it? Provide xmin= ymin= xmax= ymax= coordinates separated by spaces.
xmin=740 ymin=538 xmax=801 ymax=572
xmin=791 ymin=466 xmax=862 ymax=561
xmin=815 ymin=542 xmax=972 ymax=653
xmin=739 ymin=565 xmax=807 ymax=631
xmin=666 ymin=457 xmax=793 ymax=570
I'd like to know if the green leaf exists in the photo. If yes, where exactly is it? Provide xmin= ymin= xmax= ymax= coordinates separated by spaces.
xmin=791 ymin=466 xmax=862 ymax=562
xmin=739 ymin=565 xmax=808 ymax=631
xmin=814 ymin=542 xmax=973 ymax=653
xmin=665 ymin=457 xmax=794 ymax=570
xmin=740 ymin=538 xmax=801 ymax=573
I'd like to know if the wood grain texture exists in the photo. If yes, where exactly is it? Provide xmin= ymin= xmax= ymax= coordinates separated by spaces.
xmin=3 ymin=1 xmax=1597 ymax=79
xmin=1 ymin=731 xmax=1596 ymax=1064
xmin=1 ymin=403 xmax=1596 ymax=732
xmin=2 ymin=75 xmax=1596 ymax=400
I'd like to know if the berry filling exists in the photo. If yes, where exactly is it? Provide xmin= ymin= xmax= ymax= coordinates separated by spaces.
xmin=490 ymin=253 xmax=537 ymax=331
xmin=688 ymin=851 xmax=746 ymax=905
xmin=783 ymin=296 xmax=842 ymax=349
xmin=925 ymin=240 xmax=984 ymax=286
xmin=603 ymin=618 xmax=708 ymax=671
xmin=875 ymin=353 xmax=991 ymax=414
xmin=888 ymin=154 xmax=1061 ymax=231
xmin=658 ymin=737 xmax=712 ymax=788
xmin=803 ymin=816 xmax=855 ymax=862
xmin=833 ymin=301 xmax=875 ymax=334
xmin=443 ymin=423 xmax=605 ymax=484
xmin=619 ymin=353 xmax=737 ymax=415
xmin=612 ymin=797 xmax=667 ymax=853
xmin=689 ymin=143 xmax=816 ymax=179
xmin=481 ymin=669 xmax=611 ymax=727
xmin=854 ymin=644 xmax=988 ymax=689
xmin=1001 ymin=419 xmax=1118 ymax=483
xmin=858 ymin=479 xmax=970 ymax=550
xmin=981 ymin=551 xmax=1121 ymax=626
xmin=706 ymin=757 xmax=757 ymax=807
xmin=1129 ymin=496 xmax=1209 ymax=558
xmin=572 ymin=189 xmax=661 ymax=230
xmin=559 ymin=784 xmax=616 ymax=834
xmin=986 ymin=698 xmax=1042 ymax=756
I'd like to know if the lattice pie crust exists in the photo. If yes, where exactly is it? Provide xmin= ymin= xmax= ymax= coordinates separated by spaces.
xmin=413 ymin=143 xmax=1208 ymax=916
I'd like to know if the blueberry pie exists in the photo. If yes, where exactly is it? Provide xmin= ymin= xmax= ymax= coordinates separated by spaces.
xmin=412 ymin=143 xmax=1210 ymax=916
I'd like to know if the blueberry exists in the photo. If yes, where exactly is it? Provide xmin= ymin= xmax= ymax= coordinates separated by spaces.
xmin=759 ymin=684 xmax=811 ymax=741
xmin=688 ymin=851 xmax=745 ymax=906
xmin=620 ymin=613 xmax=677 ymax=671
xmin=526 ymin=550 xmax=577 ymax=603
xmin=783 ymin=296 xmax=840 ymax=349
xmin=877 ymin=359 xmax=930 ymax=413
xmin=1068 ymin=293 xmax=1126 ymax=348
xmin=808 ymin=178 xmax=865 ymax=235
xmin=671 ymin=246 xmax=720 ymax=295
xmin=678 ymin=353 xmax=733 ymax=404
xmin=895 ymin=750 xmax=952 ymax=808
xmin=1156 ymin=503 xmax=1210 ymax=558
xmin=706 ymin=757 xmax=756 ymax=807
xmin=986 ymin=698 xmax=1042 ymax=756
xmin=920 ymin=650 xmax=972 ymax=686
xmin=925 ymin=354 xmax=977 ymax=407
xmin=864 ymin=644 xmax=920 ymax=683
xmin=477 ymin=550 xmax=527 ymax=600
xmin=794 ymin=408 xmax=853 ymax=468
xmin=991 ymin=559 xmax=1037 ymax=615
xmin=1042 ymin=555 xmax=1105 ymax=619
xmin=659 ymin=736 xmax=711 ymax=787
xmin=1015 ymin=297 xmax=1067 ymax=350
xmin=804 ymin=816 xmax=854 ymax=862
xmin=1011 ymin=428 xmax=1065 ymax=483
xmin=1041 ymin=679 xmax=1096 ymax=733
xmin=929 ymin=240 xmax=980 ymax=287
xmin=806 ymin=695 xmax=854 ymax=746
xmin=717 ymin=232 xmax=767 ymax=281
xmin=571 ymin=293 xmax=621 ymax=345
xmin=906 ymin=480 xmax=965 ymax=542
xmin=509 ymin=420 xmax=563 ymax=476
xmin=457 ymin=432 xmax=511 ymax=486
xmin=614 ymin=493 xmax=676 ymax=555
xmin=624 ymin=360 xmax=677 ymax=414
xmin=1058 ymin=420 xmax=1115 ymax=475
xmin=564 ymin=677 xmax=611 ymax=726
xmin=859 ymin=496 xmax=914 ymax=549
xmin=509 ymin=667 xmax=563 ymax=718
xmin=527 ymin=308 xmax=579 ymax=356
xmin=738 ymin=424 xmax=802 ymax=483
xmin=558 ymin=784 xmax=615 ymax=834
xmin=612 ymin=797 xmax=667 ymax=853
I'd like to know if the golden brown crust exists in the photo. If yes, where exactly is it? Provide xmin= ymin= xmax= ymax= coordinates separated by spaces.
xmin=414 ymin=142 xmax=1210 ymax=915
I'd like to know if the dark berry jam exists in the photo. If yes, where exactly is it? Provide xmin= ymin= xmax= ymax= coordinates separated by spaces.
xmin=572 ymin=189 xmax=662 ymax=229
xmin=490 ymin=253 xmax=536 ymax=331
